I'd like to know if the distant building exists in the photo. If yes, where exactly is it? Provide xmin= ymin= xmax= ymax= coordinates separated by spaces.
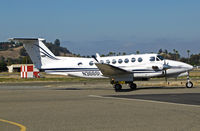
xmin=7 ymin=64 xmax=40 ymax=78
xmin=7 ymin=64 xmax=34 ymax=73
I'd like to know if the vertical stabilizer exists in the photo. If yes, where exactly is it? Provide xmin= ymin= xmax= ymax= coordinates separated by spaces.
xmin=9 ymin=38 xmax=58 ymax=69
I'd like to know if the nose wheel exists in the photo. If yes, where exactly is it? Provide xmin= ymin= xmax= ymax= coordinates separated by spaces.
xmin=186 ymin=81 xmax=193 ymax=88
xmin=186 ymin=71 xmax=193 ymax=88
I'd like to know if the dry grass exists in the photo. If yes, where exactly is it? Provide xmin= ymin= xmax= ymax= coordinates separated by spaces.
xmin=137 ymin=80 xmax=200 ymax=87
xmin=0 ymin=46 xmax=23 ymax=59
xmin=190 ymin=70 xmax=200 ymax=77
xmin=0 ymin=70 xmax=200 ymax=87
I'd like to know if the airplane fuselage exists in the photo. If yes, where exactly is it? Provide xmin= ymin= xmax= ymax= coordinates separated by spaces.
xmin=43 ymin=54 xmax=193 ymax=79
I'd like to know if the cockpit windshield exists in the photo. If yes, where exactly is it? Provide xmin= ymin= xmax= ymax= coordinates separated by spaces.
xmin=156 ymin=55 xmax=164 ymax=61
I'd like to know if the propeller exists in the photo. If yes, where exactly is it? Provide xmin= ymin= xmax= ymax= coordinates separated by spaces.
xmin=162 ymin=59 xmax=171 ymax=82
xmin=152 ymin=59 xmax=171 ymax=82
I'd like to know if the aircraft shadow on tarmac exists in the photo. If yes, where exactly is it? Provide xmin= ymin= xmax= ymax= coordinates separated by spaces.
xmin=106 ymin=93 xmax=200 ymax=106
xmin=115 ymin=86 xmax=187 ymax=92
xmin=53 ymin=87 xmax=111 ymax=91
xmin=53 ymin=86 xmax=188 ymax=92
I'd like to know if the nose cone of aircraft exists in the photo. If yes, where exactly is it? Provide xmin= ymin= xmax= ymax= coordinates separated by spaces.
xmin=167 ymin=60 xmax=193 ymax=71
xmin=184 ymin=63 xmax=193 ymax=71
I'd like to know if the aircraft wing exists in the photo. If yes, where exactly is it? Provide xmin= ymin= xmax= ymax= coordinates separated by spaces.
xmin=95 ymin=63 xmax=133 ymax=81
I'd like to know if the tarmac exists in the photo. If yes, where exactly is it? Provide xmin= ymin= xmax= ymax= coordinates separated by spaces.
xmin=0 ymin=81 xmax=200 ymax=131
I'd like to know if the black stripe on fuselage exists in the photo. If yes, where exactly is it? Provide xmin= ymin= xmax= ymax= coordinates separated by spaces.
xmin=43 ymin=68 xmax=98 ymax=70
xmin=41 ymin=51 xmax=58 ymax=60
xmin=43 ymin=68 xmax=160 ymax=74
xmin=34 ymin=44 xmax=59 ymax=60
xmin=132 ymin=69 xmax=162 ymax=71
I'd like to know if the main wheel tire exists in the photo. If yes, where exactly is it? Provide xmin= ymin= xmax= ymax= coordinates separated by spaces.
xmin=186 ymin=81 xmax=193 ymax=88
xmin=114 ymin=84 xmax=122 ymax=91
xmin=129 ymin=83 xmax=137 ymax=90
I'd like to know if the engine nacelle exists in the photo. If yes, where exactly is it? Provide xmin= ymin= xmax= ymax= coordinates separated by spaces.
xmin=152 ymin=65 xmax=163 ymax=70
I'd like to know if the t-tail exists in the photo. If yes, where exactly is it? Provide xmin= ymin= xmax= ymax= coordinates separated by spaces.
xmin=9 ymin=38 xmax=59 ymax=69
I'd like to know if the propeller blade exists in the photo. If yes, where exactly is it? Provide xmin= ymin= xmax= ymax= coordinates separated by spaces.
xmin=165 ymin=69 xmax=167 ymax=82
xmin=163 ymin=60 xmax=171 ymax=70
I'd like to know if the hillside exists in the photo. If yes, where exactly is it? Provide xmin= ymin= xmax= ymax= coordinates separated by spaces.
xmin=0 ymin=40 xmax=73 ymax=72
xmin=0 ymin=46 xmax=22 ymax=59
xmin=0 ymin=43 xmax=72 ymax=59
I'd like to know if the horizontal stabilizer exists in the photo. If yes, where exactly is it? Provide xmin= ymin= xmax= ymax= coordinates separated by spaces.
xmin=9 ymin=38 xmax=45 ymax=43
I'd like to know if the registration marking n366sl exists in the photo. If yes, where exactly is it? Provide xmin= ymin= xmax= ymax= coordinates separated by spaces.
xmin=82 ymin=71 xmax=101 ymax=76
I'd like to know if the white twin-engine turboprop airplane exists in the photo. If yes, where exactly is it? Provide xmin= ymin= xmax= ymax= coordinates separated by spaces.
xmin=9 ymin=38 xmax=194 ymax=91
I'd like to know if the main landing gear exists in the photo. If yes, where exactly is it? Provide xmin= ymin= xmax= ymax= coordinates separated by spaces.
xmin=111 ymin=80 xmax=137 ymax=91
xmin=186 ymin=72 xmax=193 ymax=88
xmin=114 ymin=84 xmax=122 ymax=91
xmin=129 ymin=83 xmax=137 ymax=90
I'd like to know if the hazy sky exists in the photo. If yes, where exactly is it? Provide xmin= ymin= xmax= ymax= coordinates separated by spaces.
xmin=0 ymin=0 xmax=200 ymax=56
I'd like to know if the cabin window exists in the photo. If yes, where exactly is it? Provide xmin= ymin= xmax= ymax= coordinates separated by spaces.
xmin=157 ymin=55 xmax=164 ymax=61
xmin=89 ymin=61 xmax=94 ymax=66
xmin=124 ymin=58 xmax=129 ymax=63
xmin=150 ymin=56 xmax=155 ymax=61
xmin=106 ymin=59 xmax=110 ymax=64
xmin=138 ymin=57 xmax=143 ymax=62
xmin=131 ymin=57 xmax=136 ymax=62
xmin=156 ymin=57 xmax=160 ymax=61
xmin=112 ymin=59 xmax=116 ymax=64
xmin=100 ymin=60 xmax=104 ymax=64
xmin=118 ymin=59 xmax=123 ymax=64
xmin=78 ymin=62 xmax=83 ymax=66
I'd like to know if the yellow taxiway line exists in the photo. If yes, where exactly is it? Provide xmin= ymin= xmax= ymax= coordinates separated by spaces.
xmin=0 ymin=118 xmax=26 ymax=131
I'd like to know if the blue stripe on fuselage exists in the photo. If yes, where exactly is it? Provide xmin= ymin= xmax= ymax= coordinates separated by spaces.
xmin=43 ymin=68 xmax=160 ymax=74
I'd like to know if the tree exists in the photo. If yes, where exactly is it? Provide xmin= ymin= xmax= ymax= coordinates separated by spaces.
xmin=46 ymin=42 xmax=71 ymax=56
xmin=173 ymin=49 xmax=176 ymax=60
xmin=190 ymin=54 xmax=200 ymax=65
xmin=108 ymin=52 xmax=113 ymax=56
xmin=164 ymin=49 xmax=168 ymax=54
xmin=54 ymin=39 xmax=60 ymax=47
xmin=136 ymin=51 xmax=140 ymax=54
xmin=175 ymin=50 xmax=180 ymax=60
xmin=187 ymin=50 xmax=190 ymax=63
xmin=118 ymin=52 xmax=121 ymax=56
xmin=158 ymin=49 xmax=163 ymax=54
xmin=20 ymin=48 xmax=28 ymax=56
xmin=22 ymin=56 xmax=32 ymax=64
xmin=0 ymin=56 xmax=7 ymax=72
